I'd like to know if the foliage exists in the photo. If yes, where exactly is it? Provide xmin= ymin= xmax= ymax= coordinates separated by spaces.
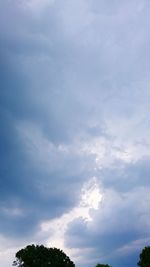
xmin=138 ymin=246 xmax=150 ymax=267
xmin=13 ymin=244 xmax=75 ymax=267
xmin=95 ymin=263 xmax=111 ymax=267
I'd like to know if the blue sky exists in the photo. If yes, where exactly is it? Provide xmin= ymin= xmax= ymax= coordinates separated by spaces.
xmin=0 ymin=1 xmax=150 ymax=266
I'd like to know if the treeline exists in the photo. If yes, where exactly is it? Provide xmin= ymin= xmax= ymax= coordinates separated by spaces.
xmin=12 ymin=244 xmax=150 ymax=267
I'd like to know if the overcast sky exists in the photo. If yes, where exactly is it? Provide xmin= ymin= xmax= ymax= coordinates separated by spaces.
xmin=0 ymin=1 xmax=150 ymax=267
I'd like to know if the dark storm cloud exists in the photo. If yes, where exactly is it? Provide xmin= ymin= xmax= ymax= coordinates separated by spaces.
xmin=0 ymin=0 xmax=91 ymax=237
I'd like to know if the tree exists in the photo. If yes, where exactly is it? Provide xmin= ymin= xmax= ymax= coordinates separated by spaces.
xmin=95 ymin=263 xmax=111 ymax=267
xmin=138 ymin=246 xmax=150 ymax=267
xmin=13 ymin=244 xmax=75 ymax=267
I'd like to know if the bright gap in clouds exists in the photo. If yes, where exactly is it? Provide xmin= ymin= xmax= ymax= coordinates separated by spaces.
xmin=40 ymin=177 xmax=102 ymax=258
xmin=81 ymin=177 xmax=102 ymax=210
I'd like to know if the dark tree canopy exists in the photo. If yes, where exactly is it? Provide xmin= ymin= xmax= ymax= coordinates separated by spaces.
xmin=95 ymin=263 xmax=111 ymax=267
xmin=13 ymin=244 xmax=75 ymax=267
xmin=138 ymin=246 xmax=150 ymax=267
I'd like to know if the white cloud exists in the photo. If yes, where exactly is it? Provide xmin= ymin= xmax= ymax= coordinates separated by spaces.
xmin=39 ymin=177 xmax=102 ymax=262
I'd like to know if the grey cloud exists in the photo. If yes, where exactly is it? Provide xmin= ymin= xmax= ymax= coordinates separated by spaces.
xmin=1 ymin=1 xmax=150 ymax=266
xmin=65 ymin=187 xmax=150 ymax=266
xmin=96 ymin=156 xmax=150 ymax=192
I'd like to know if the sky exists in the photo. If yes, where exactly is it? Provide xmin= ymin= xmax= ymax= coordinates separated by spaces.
xmin=0 ymin=0 xmax=150 ymax=267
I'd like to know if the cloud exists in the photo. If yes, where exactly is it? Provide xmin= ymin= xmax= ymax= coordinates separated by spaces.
xmin=65 ymin=186 xmax=150 ymax=267
xmin=0 ymin=0 xmax=150 ymax=267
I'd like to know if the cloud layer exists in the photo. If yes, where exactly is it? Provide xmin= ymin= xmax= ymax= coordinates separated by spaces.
xmin=0 ymin=0 xmax=150 ymax=267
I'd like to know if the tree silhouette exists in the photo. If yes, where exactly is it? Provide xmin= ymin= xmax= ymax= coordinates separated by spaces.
xmin=13 ymin=244 xmax=75 ymax=267
xmin=95 ymin=263 xmax=111 ymax=267
xmin=138 ymin=246 xmax=150 ymax=267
